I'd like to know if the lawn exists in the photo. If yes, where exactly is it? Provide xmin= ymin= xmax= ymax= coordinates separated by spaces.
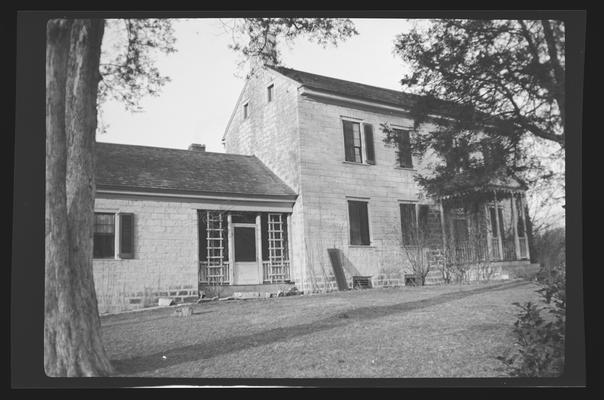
xmin=101 ymin=279 xmax=542 ymax=378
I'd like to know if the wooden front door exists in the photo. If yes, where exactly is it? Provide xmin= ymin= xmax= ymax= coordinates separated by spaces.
xmin=232 ymin=224 xmax=261 ymax=284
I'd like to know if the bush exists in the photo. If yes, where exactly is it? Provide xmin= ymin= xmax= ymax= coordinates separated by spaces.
xmin=497 ymin=266 xmax=565 ymax=377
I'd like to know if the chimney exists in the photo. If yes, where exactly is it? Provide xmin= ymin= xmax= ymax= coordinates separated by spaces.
xmin=188 ymin=143 xmax=206 ymax=152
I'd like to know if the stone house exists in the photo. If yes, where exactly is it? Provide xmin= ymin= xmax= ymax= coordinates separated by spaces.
xmin=92 ymin=65 xmax=534 ymax=313
xmin=222 ymin=65 xmax=533 ymax=291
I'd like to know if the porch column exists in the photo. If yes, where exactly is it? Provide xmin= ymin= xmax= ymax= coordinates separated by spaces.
xmin=484 ymin=203 xmax=493 ymax=259
xmin=256 ymin=214 xmax=263 ymax=283
xmin=227 ymin=213 xmax=234 ymax=284
xmin=287 ymin=213 xmax=293 ymax=280
xmin=520 ymin=193 xmax=531 ymax=260
xmin=439 ymin=200 xmax=447 ymax=253
xmin=493 ymin=191 xmax=504 ymax=260
xmin=510 ymin=192 xmax=521 ymax=260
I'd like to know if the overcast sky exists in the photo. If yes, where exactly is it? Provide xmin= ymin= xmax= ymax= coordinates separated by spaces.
xmin=97 ymin=18 xmax=416 ymax=153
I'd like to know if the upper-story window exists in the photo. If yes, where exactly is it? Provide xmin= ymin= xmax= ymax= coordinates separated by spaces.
xmin=342 ymin=120 xmax=375 ymax=165
xmin=394 ymin=128 xmax=413 ymax=168
xmin=243 ymin=102 xmax=249 ymax=119
xmin=267 ymin=84 xmax=274 ymax=102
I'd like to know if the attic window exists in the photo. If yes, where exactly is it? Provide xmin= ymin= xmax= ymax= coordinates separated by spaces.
xmin=243 ymin=102 xmax=249 ymax=119
xmin=267 ymin=84 xmax=274 ymax=102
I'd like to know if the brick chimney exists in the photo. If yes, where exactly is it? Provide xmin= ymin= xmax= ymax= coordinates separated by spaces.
xmin=188 ymin=143 xmax=206 ymax=152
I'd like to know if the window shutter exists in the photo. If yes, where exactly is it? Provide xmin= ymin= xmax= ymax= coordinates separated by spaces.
xmin=359 ymin=202 xmax=370 ymax=245
xmin=119 ymin=213 xmax=134 ymax=259
xmin=364 ymin=124 xmax=375 ymax=165
xmin=343 ymin=121 xmax=355 ymax=162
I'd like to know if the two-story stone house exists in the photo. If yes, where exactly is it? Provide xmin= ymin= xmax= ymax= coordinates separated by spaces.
xmin=92 ymin=65 xmax=534 ymax=314
xmin=222 ymin=65 xmax=533 ymax=292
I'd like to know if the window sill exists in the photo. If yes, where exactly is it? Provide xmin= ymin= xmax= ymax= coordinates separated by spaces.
xmin=394 ymin=166 xmax=416 ymax=171
xmin=342 ymin=161 xmax=373 ymax=166
xmin=348 ymin=245 xmax=375 ymax=248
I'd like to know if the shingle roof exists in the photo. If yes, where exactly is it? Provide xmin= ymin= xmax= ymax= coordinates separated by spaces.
xmin=269 ymin=65 xmax=423 ymax=109
xmin=95 ymin=142 xmax=297 ymax=198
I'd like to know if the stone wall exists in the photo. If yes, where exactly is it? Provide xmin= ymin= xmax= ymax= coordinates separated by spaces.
xmin=93 ymin=196 xmax=201 ymax=314
xmin=296 ymin=95 xmax=430 ymax=290
xmin=223 ymin=68 xmax=308 ymax=286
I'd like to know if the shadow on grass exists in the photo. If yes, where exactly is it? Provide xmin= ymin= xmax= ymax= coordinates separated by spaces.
xmin=111 ymin=280 xmax=529 ymax=376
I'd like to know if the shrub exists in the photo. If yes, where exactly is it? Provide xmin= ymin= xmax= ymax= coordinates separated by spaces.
xmin=497 ymin=266 xmax=565 ymax=377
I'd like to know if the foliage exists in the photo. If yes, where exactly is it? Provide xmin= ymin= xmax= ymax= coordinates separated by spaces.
xmin=533 ymin=226 xmax=566 ymax=278
xmin=497 ymin=265 xmax=565 ymax=376
xmin=99 ymin=19 xmax=177 ymax=113
xmin=222 ymin=18 xmax=358 ymax=73
xmin=385 ymin=19 xmax=565 ymax=200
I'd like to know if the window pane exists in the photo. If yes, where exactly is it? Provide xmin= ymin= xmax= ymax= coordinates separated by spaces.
xmin=234 ymin=227 xmax=256 ymax=262
xmin=343 ymin=121 xmax=356 ymax=162
xmin=354 ymin=147 xmax=363 ymax=163
xmin=489 ymin=207 xmax=498 ymax=237
xmin=94 ymin=234 xmax=114 ymax=258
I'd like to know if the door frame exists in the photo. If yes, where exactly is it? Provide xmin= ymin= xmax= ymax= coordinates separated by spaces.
xmin=231 ymin=222 xmax=261 ymax=284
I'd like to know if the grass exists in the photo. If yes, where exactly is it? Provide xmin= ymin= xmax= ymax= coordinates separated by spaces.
xmin=101 ymin=279 xmax=541 ymax=378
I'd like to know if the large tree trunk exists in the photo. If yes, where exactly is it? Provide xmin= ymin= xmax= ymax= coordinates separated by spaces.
xmin=45 ymin=18 xmax=112 ymax=377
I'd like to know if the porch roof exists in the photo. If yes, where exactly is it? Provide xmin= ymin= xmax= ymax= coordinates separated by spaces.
xmin=437 ymin=175 xmax=527 ymax=200
xmin=95 ymin=142 xmax=297 ymax=199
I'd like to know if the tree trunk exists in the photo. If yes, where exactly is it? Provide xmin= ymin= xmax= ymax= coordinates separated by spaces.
xmin=45 ymin=18 xmax=113 ymax=377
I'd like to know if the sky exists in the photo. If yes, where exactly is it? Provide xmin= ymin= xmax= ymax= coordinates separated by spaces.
xmin=97 ymin=18 xmax=416 ymax=153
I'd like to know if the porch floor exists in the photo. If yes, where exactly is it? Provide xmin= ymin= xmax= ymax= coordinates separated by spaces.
xmin=199 ymin=282 xmax=296 ymax=298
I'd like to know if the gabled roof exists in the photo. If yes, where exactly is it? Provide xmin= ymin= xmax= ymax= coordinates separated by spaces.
xmin=268 ymin=65 xmax=423 ymax=110
xmin=95 ymin=142 xmax=297 ymax=199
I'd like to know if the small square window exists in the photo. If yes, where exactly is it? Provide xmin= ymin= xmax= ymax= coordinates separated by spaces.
xmin=267 ymin=84 xmax=274 ymax=102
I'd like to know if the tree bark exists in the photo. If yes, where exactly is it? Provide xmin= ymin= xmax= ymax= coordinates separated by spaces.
xmin=45 ymin=18 xmax=112 ymax=377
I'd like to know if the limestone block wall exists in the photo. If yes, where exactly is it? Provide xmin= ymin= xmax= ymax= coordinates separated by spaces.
xmin=93 ymin=196 xmax=200 ymax=314
xmin=296 ymin=96 xmax=431 ymax=291
xmin=223 ymin=68 xmax=308 ymax=289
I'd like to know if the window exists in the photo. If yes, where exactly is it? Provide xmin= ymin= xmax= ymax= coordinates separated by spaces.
xmin=94 ymin=213 xmax=115 ymax=258
xmin=93 ymin=212 xmax=135 ymax=259
xmin=342 ymin=120 xmax=376 ymax=164
xmin=400 ymin=203 xmax=417 ymax=246
xmin=488 ymin=206 xmax=498 ymax=237
xmin=267 ymin=84 xmax=274 ymax=102
xmin=243 ymin=102 xmax=249 ymax=119
xmin=348 ymin=200 xmax=370 ymax=245
xmin=516 ymin=197 xmax=526 ymax=237
xmin=394 ymin=129 xmax=413 ymax=168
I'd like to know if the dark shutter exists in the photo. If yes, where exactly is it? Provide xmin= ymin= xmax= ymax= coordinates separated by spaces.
xmin=400 ymin=203 xmax=417 ymax=245
xmin=364 ymin=124 xmax=375 ymax=165
xmin=348 ymin=201 xmax=370 ymax=245
xmin=343 ymin=120 xmax=355 ymax=162
xmin=198 ymin=210 xmax=207 ymax=262
xmin=397 ymin=130 xmax=413 ymax=168
xmin=119 ymin=213 xmax=134 ymax=259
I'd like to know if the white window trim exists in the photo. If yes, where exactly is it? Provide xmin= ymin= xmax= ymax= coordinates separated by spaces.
xmin=345 ymin=196 xmax=372 ymax=247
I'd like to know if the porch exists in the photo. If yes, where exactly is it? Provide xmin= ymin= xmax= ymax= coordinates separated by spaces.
xmin=442 ymin=190 xmax=531 ymax=264
xmin=197 ymin=210 xmax=293 ymax=287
